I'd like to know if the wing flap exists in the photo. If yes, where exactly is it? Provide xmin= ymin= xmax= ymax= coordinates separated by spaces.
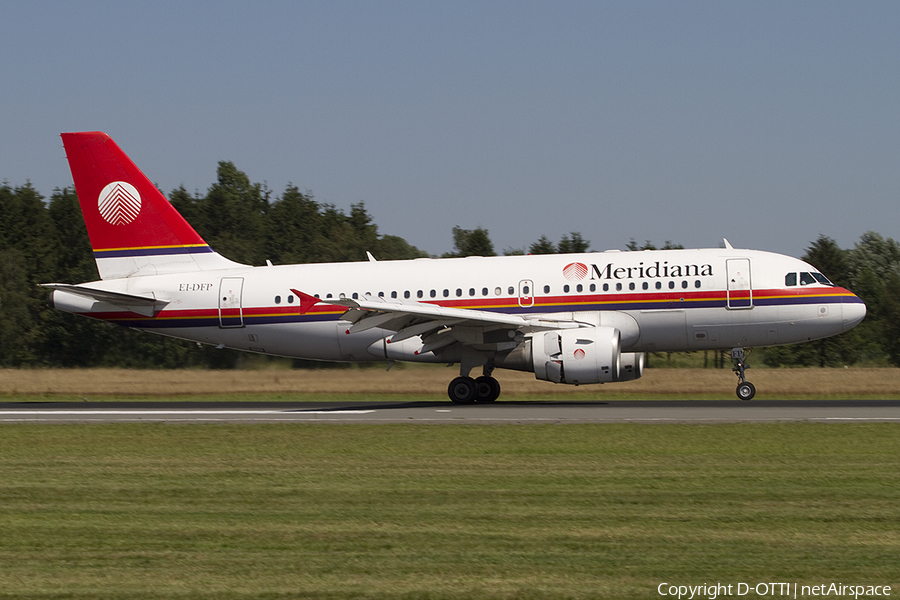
xmin=289 ymin=289 xmax=585 ymax=356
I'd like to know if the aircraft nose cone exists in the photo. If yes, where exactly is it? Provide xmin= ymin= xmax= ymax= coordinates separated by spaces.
xmin=842 ymin=296 xmax=867 ymax=332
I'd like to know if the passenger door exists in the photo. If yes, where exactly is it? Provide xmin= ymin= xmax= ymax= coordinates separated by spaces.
xmin=726 ymin=259 xmax=752 ymax=309
xmin=219 ymin=277 xmax=244 ymax=327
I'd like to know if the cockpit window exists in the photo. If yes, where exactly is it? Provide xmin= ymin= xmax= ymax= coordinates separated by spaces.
xmin=812 ymin=272 xmax=834 ymax=286
xmin=787 ymin=272 xmax=834 ymax=287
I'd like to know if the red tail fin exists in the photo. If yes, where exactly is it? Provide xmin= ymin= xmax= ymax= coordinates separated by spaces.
xmin=61 ymin=132 xmax=242 ymax=279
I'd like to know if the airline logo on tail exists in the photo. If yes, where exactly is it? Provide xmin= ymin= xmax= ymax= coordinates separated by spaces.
xmin=98 ymin=182 xmax=141 ymax=225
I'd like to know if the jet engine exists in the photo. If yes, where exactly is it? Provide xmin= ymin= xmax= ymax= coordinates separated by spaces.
xmin=529 ymin=327 xmax=644 ymax=385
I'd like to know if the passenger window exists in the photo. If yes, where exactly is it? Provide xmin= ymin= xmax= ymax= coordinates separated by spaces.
xmin=469 ymin=288 xmax=475 ymax=296
xmin=616 ymin=283 xmax=622 ymax=291
xmin=351 ymin=293 xmax=358 ymax=300
xmin=800 ymin=272 xmax=816 ymax=286
xmin=642 ymin=282 xmax=648 ymax=290
xmin=275 ymin=295 xmax=281 ymax=304
xmin=482 ymin=287 xmax=489 ymax=296
xmin=590 ymin=284 xmax=596 ymax=292
xmin=404 ymin=291 xmax=410 ymax=299
xmin=494 ymin=287 xmax=502 ymax=296
xmin=391 ymin=291 xmax=397 ymax=299
xmin=656 ymin=282 xmax=662 ymax=290
xmin=523 ymin=285 xmax=530 ymax=295
xmin=564 ymin=284 xmax=570 ymax=293
xmin=326 ymin=293 xmax=333 ymax=299
xmin=603 ymin=283 xmax=609 ymax=292
xmin=508 ymin=286 xmax=515 ymax=295
xmin=576 ymin=284 xmax=582 ymax=293
xmin=785 ymin=273 xmax=797 ymax=287
xmin=682 ymin=281 xmax=688 ymax=289
xmin=430 ymin=290 xmax=436 ymax=298
xmin=629 ymin=282 xmax=635 ymax=291
xmin=694 ymin=280 xmax=701 ymax=288
xmin=417 ymin=290 xmax=423 ymax=299
xmin=668 ymin=281 xmax=675 ymax=289
xmin=288 ymin=295 xmax=295 ymax=303
xmin=543 ymin=285 xmax=550 ymax=294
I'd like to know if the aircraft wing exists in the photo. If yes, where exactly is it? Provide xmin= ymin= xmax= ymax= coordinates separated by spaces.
xmin=291 ymin=289 xmax=579 ymax=354
xmin=42 ymin=284 xmax=169 ymax=317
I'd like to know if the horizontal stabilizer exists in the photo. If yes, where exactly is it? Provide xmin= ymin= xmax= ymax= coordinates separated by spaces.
xmin=42 ymin=284 xmax=169 ymax=317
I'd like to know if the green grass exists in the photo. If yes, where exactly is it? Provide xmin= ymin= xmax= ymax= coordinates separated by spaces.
xmin=1 ymin=424 xmax=899 ymax=599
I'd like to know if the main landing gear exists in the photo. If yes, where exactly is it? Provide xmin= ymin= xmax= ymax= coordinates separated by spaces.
xmin=448 ymin=375 xmax=501 ymax=404
xmin=448 ymin=365 xmax=501 ymax=404
xmin=731 ymin=347 xmax=756 ymax=401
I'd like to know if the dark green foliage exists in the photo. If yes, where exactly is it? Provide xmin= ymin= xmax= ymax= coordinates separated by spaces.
xmin=445 ymin=225 xmax=496 ymax=257
xmin=0 ymin=183 xmax=60 ymax=365
xmin=528 ymin=232 xmax=590 ymax=254
xmin=626 ymin=238 xmax=684 ymax=251
xmin=804 ymin=235 xmax=850 ymax=287
xmin=528 ymin=235 xmax=556 ymax=255
xmin=557 ymin=231 xmax=590 ymax=253
xmin=196 ymin=161 xmax=270 ymax=265
xmin=264 ymin=185 xmax=327 ymax=263
xmin=375 ymin=234 xmax=429 ymax=260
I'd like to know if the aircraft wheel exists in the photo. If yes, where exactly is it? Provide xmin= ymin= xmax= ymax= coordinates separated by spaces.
xmin=736 ymin=381 xmax=756 ymax=401
xmin=474 ymin=376 xmax=501 ymax=403
xmin=448 ymin=376 xmax=477 ymax=404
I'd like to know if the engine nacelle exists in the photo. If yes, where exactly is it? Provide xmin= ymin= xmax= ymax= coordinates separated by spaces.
xmin=618 ymin=351 xmax=645 ymax=381
xmin=532 ymin=327 xmax=620 ymax=384
xmin=528 ymin=328 xmax=646 ymax=385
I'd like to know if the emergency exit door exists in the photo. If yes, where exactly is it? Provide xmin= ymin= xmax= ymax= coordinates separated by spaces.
xmin=518 ymin=279 xmax=535 ymax=308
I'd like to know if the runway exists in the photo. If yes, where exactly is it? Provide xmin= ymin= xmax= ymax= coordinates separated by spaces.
xmin=2 ymin=400 xmax=900 ymax=424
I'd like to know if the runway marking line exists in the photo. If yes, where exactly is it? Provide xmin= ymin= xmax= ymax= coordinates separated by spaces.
xmin=0 ymin=410 xmax=375 ymax=415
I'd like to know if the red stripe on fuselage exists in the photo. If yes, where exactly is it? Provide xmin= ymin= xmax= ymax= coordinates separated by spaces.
xmin=75 ymin=286 xmax=855 ymax=327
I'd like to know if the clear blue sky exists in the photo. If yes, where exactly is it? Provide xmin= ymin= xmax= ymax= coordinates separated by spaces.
xmin=2 ymin=1 xmax=898 ymax=258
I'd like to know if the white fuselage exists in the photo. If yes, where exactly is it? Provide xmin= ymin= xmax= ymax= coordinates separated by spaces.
xmin=51 ymin=247 xmax=867 ymax=366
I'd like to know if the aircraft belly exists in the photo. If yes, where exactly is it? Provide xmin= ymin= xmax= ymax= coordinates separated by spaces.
xmin=685 ymin=306 xmax=784 ymax=349
xmin=143 ymin=322 xmax=349 ymax=361
xmin=250 ymin=322 xmax=347 ymax=360
xmin=775 ymin=303 xmax=844 ymax=344
xmin=337 ymin=326 xmax=390 ymax=362
xmin=632 ymin=310 xmax=687 ymax=351
xmin=679 ymin=304 xmax=846 ymax=350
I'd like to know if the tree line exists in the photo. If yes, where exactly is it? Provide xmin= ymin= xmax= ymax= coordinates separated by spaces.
xmin=1 ymin=161 xmax=897 ymax=369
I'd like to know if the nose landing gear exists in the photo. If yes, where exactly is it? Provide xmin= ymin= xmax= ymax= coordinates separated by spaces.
xmin=732 ymin=347 xmax=756 ymax=400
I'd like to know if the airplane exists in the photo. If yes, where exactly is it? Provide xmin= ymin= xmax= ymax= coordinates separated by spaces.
xmin=43 ymin=131 xmax=867 ymax=402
